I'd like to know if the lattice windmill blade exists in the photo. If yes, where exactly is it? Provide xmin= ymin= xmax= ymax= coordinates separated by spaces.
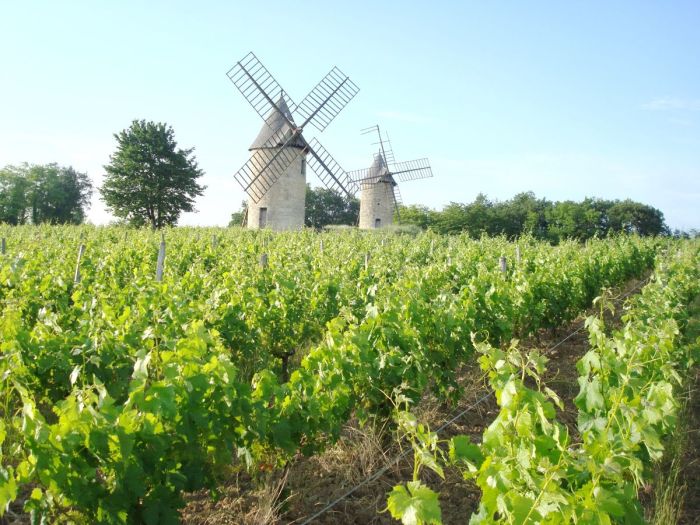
xmin=295 ymin=67 xmax=360 ymax=132
xmin=381 ymin=132 xmax=396 ymax=166
xmin=226 ymin=52 xmax=297 ymax=126
xmin=348 ymin=151 xmax=388 ymax=185
xmin=233 ymin=129 xmax=303 ymax=202
xmin=390 ymin=158 xmax=433 ymax=182
xmin=348 ymin=166 xmax=379 ymax=185
xmin=306 ymin=138 xmax=358 ymax=198
xmin=392 ymin=184 xmax=403 ymax=220
xmin=356 ymin=176 xmax=386 ymax=190
xmin=362 ymin=125 xmax=395 ymax=166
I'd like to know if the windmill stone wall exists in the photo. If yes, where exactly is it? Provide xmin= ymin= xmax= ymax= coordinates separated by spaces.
xmin=246 ymin=149 xmax=306 ymax=230
xmin=359 ymin=181 xmax=395 ymax=229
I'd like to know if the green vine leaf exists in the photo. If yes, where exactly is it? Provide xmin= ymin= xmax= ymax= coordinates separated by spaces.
xmin=387 ymin=481 xmax=442 ymax=525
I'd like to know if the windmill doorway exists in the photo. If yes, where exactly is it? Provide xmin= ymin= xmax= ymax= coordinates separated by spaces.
xmin=374 ymin=218 xmax=381 ymax=228
xmin=259 ymin=207 xmax=268 ymax=228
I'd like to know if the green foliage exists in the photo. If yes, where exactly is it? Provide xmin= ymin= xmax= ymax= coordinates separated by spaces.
xmin=304 ymin=185 xmax=359 ymax=228
xmin=387 ymin=481 xmax=442 ymax=525
xmin=0 ymin=163 xmax=92 ymax=224
xmin=101 ymin=120 xmax=205 ymax=229
xmin=387 ymin=412 xmax=444 ymax=525
xmin=607 ymin=199 xmax=669 ymax=236
xmin=397 ymin=204 xmax=435 ymax=230
xmin=228 ymin=200 xmax=247 ymax=227
xmin=0 ymin=226 xmax=673 ymax=522
xmin=387 ymin=242 xmax=700 ymax=524
xmin=397 ymin=192 xmax=670 ymax=241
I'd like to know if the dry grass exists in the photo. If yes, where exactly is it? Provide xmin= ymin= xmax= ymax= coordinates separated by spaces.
xmin=647 ymin=363 xmax=700 ymax=525
xmin=315 ymin=419 xmax=393 ymax=487
xmin=242 ymin=468 xmax=292 ymax=525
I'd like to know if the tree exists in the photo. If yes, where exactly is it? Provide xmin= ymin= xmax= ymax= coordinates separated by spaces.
xmin=0 ymin=166 xmax=29 ymax=224
xmin=0 ymin=163 xmax=92 ymax=224
xmin=229 ymin=201 xmax=247 ymax=227
xmin=305 ymin=185 xmax=359 ymax=228
xmin=607 ymin=200 xmax=669 ymax=236
xmin=431 ymin=202 xmax=470 ymax=235
xmin=397 ymin=204 xmax=435 ymax=230
xmin=101 ymin=120 xmax=205 ymax=229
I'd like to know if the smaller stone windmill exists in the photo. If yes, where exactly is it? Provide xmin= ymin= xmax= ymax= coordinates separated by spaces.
xmin=227 ymin=52 xmax=360 ymax=230
xmin=349 ymin=125 xmax=433 ymax=229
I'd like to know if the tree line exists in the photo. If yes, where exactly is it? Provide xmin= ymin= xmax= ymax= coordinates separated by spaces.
xmin=0 ymin=119 xmax=689 ymax=239
xmin=398 ymin=192 xmax=674 ymax=241
xmin=231 ymin=188 xmax=677 ymax=240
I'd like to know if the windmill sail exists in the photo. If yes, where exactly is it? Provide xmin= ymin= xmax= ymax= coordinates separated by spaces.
xmin=349 ymin=152 xmax=391 ymax=188
xmin=227 ymin=52 xmax=297 ymax=125
xmin=233 ymin=127 xmax=304 ymax=202
xmin=390 ymin=158 xmax=433 ymax=182
xmin=296 ymin=67 xmax=360 ymax=132
xmin=392 ymin=184 xmax=403 ymax=216
xmin=306 ymin=138 xmax=358 ymax=197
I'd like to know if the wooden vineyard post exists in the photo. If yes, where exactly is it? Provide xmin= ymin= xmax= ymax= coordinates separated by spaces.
xmin=515 ymin=245 xmax=521 ymax=264
xmin=211 ymin=234 xmax=218 ymax=249
xmin=1 ymin=238 xmax=5 ymax=255
xmin=156 ymin=234 xmax=165 ymax=282
xmin=320 ymin=239 xmax=324 ymax=253
xmin=259 ymin=253 xmax=268 ymax=269
xmin=74 ymin=244 xmax=86 ymax=283
xmin=499 ymin=256 xmax=507 ymax=275
xmin=364 ymin=253 xmax=370 ymax=271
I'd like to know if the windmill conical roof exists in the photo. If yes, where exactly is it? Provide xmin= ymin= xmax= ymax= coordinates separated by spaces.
xmin=249 ymin=95 xmax=307 ymax=150
xmin=368 ymin=152 xmax=395 ymax=184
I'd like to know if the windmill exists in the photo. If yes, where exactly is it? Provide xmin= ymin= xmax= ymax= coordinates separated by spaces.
xmin=349 ymin=125 xmax=433 ymax=229
xmin=226 ymin=52 xmax=360 ymax=230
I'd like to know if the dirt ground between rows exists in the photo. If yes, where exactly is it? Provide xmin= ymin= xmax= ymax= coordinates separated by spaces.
xmin=182 ymin=274 xmax=700 ymax=525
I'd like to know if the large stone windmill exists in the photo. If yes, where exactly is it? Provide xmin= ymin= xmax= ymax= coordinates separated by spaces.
xmin=227 ymin=52 xmax=360 ymax=230
xmin=349 ymin=125 xmax=433 ymax=229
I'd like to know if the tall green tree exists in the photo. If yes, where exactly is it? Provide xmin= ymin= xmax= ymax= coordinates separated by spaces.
xmin=0 ymin=163 xmax=92 ymax=224
xmin=305 ymin=185 xmax=359 ymax=228
xmin=101 ymin=120 xmax=205 ymax=229
xmin=607 ymin=199 xmax=669 ymax=236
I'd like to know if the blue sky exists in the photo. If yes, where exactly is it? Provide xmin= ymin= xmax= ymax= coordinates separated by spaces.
xmin=1 ymin=1 xmax=698 ymax=229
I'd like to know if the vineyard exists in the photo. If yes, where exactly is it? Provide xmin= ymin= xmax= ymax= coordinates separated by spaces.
xmin=0 ymin=226 xmax=697 ymax=524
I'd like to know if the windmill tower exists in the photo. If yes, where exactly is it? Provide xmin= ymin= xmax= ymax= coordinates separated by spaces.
xmin=227 ymin=52 xmax=360 ymax=230
xmin=349 ymin=125 xmax=433 ymax=229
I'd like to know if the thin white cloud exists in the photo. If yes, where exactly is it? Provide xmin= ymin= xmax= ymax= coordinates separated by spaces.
xmin=642 ymin=97 xmax=700 ymax=111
